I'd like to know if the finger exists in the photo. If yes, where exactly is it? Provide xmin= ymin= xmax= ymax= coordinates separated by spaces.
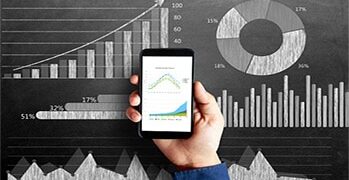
xmin=130 ymin=75 xmax=139 ymax=85
xmin=126 ymin=106 xmax=141 ymax=122
xmin=129 ymin=91 xmax=140 ymax=106
xmin=193 ymin=81 xmax=220 ymax=115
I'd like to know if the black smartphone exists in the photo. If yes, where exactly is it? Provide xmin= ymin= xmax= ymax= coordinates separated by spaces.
xmin=138 ymin=48 xmax=194 ymax=139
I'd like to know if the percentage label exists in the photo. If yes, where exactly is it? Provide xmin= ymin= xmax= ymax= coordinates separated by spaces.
xmin=50 ymin=105 xmax=64 ymax=111
xmin=295 ymin=7 xmax=307 ymax=12
xmin=82 ymin=97 xmax=98 ymax=103
xmin=21 ymin=113 xmax=36 ymax=120
xmin=214 ymin=63 xmax=226 ymax=69
xmin=207 ymin=18 xmax=219 ymax=24
xmin=298 ymin=63 xmax=310 ymax=69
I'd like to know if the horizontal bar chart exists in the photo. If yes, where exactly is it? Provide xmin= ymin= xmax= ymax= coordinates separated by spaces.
xmin=217 ymin=75 xmax=349 ymax=128
xmin=36 ymin=94 xmax=129 ymax=120
xmin=3 ymin=8 xmax=169 ymax=80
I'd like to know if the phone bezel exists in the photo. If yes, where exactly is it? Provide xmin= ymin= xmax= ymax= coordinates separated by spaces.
xmin=138 ymin=48 xmax=194 ymax=139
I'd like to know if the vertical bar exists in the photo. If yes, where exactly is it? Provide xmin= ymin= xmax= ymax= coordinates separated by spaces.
xmin=339 ymin=82 xmax=344 ymax=127
xmin=272 ymin=102 xmax=277 ymax=127
xmin=68 ymin=60 xmax=77 ymax=79
xmin=323 ymin=96 xmax=327 ymax=128
xmin=22 ymin=69 xmax=30 ymax=78
xmin=40 ymin=64 xmax=49 ymax=78
xmin=114 ymin=32 xmax=123 ymax=77
xmin=328 ymin=84 xmax=333 ymax=127
xmin=50 ymin=64 xmax=58 ymax=79
xmin=228 ymin=96 xmax=233 ymax=128
xmin=256 ymin=95 xmax=261 ymax=128
xmin=289 ymin=90 xmax=294 ymax=127
xmin=317 ymin=88 xmax=322 ymax=127
xmin=245 ymin=97 xmax=250 ymax=127
xmin=151 ymin=8 xmax=160 ymax=48
xmin=217 ymin=97 xmax=222 ymax=111
xmin=261 ymin=84 xmax=266 ymax=127
xmin=239 ymin=108 xmax=244 ymax=128
xmin=345 ymin=92 xmax=349 ymax=127
xmin=234 ymin=102 xmax=238 ymax=127
xmin=132 ymin=21 xmax=142 ymax=74
xmin=123 ymin=31 xmax=132 ymax=78
xmin=105 ymin=41 xmax=114 ymax=78
xmin=300 ymin=102 xmax=305 ymax=127
xmin=295 ymin=96 xmax=300 ymax=128
xmin=96 ymin=42 xmax=105 ymax=78
xmin=31 ymin=69 xmax=40 ymax=79
xmin=250 ymin=88 xmax=255 ymax=127
xmin=278 ymin=92 xmax=283 ymax=127
xmin=284 ymin=75 xmax=289 ymax=127
xmin=306 ymin=75 xmax=311 ymax=127
xmin=267 ymin=88 xmax=272 ymax=127
xmin=13 ymin=73 xmax=21 ymax=78
xmin=87 ymin=50 xmax=95 ymax=78
xmin=160 ymin=8 xmax=169 ymax=48
xmin=59 ymin=60 xmax=68 ymax=78
xmin=334 ymin=88 xmax=339 ymax=127
xmin=77 ymin=50 xmax=86 ymax=78
xmin=222 ymin=90 xmax=228 ymax=127
xmin=311 ymin=84 xmax=316 ymax=127
xmin=142 ymin=21 xmax=151 ymax=49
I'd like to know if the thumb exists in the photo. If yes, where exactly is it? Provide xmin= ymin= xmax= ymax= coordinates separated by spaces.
xmin=194 ymin=81 xmax=220 ymax=116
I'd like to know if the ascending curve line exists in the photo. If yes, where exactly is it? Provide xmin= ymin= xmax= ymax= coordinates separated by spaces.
xmin=13 ymin=0 xmax=165 ymax=71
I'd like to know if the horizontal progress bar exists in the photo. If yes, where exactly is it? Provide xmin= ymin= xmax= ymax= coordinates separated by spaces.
xmin=65 ymin=103 xmax=128 ymax=111
xmin=97 ymin=94 xmax=129 ymax=103
xmin=2 ymin=19 xmax=160 ymax=22
xmin=36 ymin=111 xmax=127 ymax=120
xmin=2 ymin=7 xmax=151 ymax=10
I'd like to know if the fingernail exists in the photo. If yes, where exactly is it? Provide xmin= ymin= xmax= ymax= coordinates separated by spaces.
xmin=200 ymin=83 xmax=206 ymax=92
xmin=131 ymin=112 xmax=140 ymax=121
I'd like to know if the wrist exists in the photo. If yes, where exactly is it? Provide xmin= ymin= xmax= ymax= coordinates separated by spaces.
xmin=175 ymin=152 xmax=221 ymax=170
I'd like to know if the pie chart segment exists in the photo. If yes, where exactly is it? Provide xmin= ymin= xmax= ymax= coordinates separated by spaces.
xmin=217 ymin=38 xmax=253 ymax=72
xmin=216 ymin=8 xmax=248 ymax=39
xmin=246 ymin=29 xmax=306 ymax=75
xmin=266 ymin=1 xmax=304 ymax=32
xmin=234 ymin=0 xmax=271 ymax=22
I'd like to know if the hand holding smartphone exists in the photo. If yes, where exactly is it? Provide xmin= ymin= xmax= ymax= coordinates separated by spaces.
xmin=139 ymin=48 xmax=194 ymax=139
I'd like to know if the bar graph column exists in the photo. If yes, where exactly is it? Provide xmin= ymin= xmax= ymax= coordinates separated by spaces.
xmin=123 ymin=31 xmax=132 ymax=78
xmin=328 ymin=84 xmax=333 ymax=127
xmin=41 ymin=64 xmax=49 ymax=78
xmin=132 ymin=21 xmax=142 ymax=74
xmin=317 ymin=88 xmax=322 ymax=127
xmin=250 ymin=88 xmax=255 ymax=127
xmin=261 ymin=84 xmax=266 ymax=127
xmin=77 ymin=50 xmax=86 ymax=78
xmin=160 ymin=8 xmax=169 ymax=48
xmin=96 ymin=42 xmax=105 ymax=78
xmin=245 ymin=97 xmax=249 ymax=127
xmin=289 ymin=90 xmax=294 ymax=127
xmin=311 ymin=84 xmax=316 ymax=127
xmin=32 ymin=69 xmax=40 ymax=79
xmin=228 ymin=96 xmax=233 ymax=127
xmin=306 ymin=75 xmax=311 ymax=127
xmin=323 ymin=96 xmax=327 ymax=127
xmin=295 ymin=96 xmax=300 ymax=127
xmin=222 ymin=90 xmax=228 ymax=127
xmin=234 ymin=102 xmax=239 ymax=127
xmin=334 ymin=88 xmax=339 ymax=127
xmin=267 ymin=88 xmax=272 ymax=127
xmin=142 ymin=21 xmax=151 ymax=49
xmin=68 ymin=60 xmax=77 ymax=79
xmin=284 ymin=75 xmax=289 ymax=127
xmin=114 ymin=32 xmax=123 ymax=78
xmin=339 ymin=82 xmax=344 ymax=127
xmin=105 ymin=41 xmax=114 ymax=78
xmin=87 ymin=50 xmax=95 ymax=78
xmin=256 ymin=95 xmax=261 ymax=127
xmin=59 ymin=60 xmax=68 ymax=78
xmin=50 ymin=64 xmax=58 ymax=79
xmin=151 ymin=8 xmax=160 ymax=48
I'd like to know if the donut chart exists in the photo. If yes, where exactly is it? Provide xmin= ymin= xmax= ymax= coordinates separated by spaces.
xmin=216 ymin=0 xmax=306 ymax=76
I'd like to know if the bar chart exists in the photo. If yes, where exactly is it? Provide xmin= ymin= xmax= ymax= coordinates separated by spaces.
xmin=2 ymin=2 xmax=169 ymax=79
xmin=36 ymin=94 xmax=129 ymax=120
xmin=217 ymin=75 xmax=349 ymax=128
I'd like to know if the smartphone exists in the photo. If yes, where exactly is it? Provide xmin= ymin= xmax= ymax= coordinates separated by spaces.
xmin=139 ymin=48 xmax=194 ymax=139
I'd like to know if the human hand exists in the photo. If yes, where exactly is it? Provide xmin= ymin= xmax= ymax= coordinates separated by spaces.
xmin=126 ymin=75 xmax=224 ymax=170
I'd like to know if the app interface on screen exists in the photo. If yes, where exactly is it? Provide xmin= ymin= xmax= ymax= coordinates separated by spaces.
xmin=142 ymin=56 xmax=193 ymax=132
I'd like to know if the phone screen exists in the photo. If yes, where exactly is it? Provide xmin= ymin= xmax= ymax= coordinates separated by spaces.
xmin=141 ymin=56 xmax=193 ymax=132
